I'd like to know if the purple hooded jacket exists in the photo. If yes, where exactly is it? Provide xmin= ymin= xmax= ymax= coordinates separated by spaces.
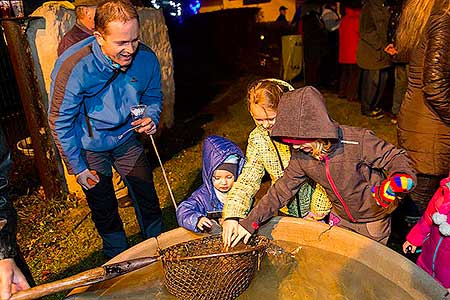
xmin=176 ymin=136 xmax=245 ymax=232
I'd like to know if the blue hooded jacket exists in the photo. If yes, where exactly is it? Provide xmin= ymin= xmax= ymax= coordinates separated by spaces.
xmin=176 ymin=136 xmax=245 ymax=232
xmin=48 ymin=36 xmax=162 ymax=175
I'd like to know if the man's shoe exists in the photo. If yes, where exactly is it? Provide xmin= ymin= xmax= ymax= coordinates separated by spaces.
xmin=118 ymin=196 xmax=133 ymax=208
xmin=373 ymin=107 xmax=383 ymax=113
xmin=363 ymin=110 xmax=384 ymax=119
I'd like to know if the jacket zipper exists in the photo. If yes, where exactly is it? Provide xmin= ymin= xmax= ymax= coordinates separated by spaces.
xmin=431 ymin=236 xmax=443 ymax=278
xmin=324 ymin=156 xmax=356 ymax=222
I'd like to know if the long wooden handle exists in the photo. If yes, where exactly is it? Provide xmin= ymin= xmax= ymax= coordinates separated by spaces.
xmin=10 ymin=256 xmax=160 ymax=300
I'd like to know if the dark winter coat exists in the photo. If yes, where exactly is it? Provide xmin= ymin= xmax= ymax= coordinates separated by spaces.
xmin=240 ymin=86 xmax=416 ymax=233
xmin=398 ymin=11 xmax=450 ymax=176
xmin=356 ymin=0 xmax=391 ymax=70
xmin=0 ymin=128 xmax=17 ymax=260
xmin=57 ymin=21 xmax=93 ymax=57
xmin=176 ymin=136 xmax=245 ymax=232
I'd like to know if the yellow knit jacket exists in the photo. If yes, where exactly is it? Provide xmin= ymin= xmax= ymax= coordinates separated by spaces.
xmin=223 ymin=126 xmax=332 ymax=219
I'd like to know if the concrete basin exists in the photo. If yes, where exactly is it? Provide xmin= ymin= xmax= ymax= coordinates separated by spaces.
xmin=67 ymin=217 xmax=448 ymax=299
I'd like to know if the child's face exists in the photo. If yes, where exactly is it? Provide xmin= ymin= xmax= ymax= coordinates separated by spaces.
xmin=250 ymin=104 xmax=277 ymax=130
xmin=212 ymin=170 xmax=235 ymax=193
xmin=293 ymin=143 xmax=313 ymax=152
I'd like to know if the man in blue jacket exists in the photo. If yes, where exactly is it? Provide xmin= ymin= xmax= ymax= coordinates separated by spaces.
xmin=48 ymin=0 xmax=163 ymax=258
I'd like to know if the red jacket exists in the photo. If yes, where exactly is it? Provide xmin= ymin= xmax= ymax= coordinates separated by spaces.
xmin=407 ymin=174 xmax=450 ymax=288
xmin=339 ymin=8 xmax=360 ymax=64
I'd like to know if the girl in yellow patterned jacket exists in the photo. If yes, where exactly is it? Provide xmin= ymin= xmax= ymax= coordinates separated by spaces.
xmin=222 ymin=79 xmax=332 ymax=238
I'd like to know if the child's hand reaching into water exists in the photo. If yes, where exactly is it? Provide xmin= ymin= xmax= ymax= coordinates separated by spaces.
xmin=227 ymin=225 xmax=251 ymax=248
xmin=197 ymin=217 xmax=213 ymax=231
xmin=402 ymin=241 xmax=417 ymax=254
xmin=222 ymin=220 xmax=251 ymax=248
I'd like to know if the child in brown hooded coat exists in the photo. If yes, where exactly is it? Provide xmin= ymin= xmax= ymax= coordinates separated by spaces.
xmin=223 ymin=86 xmax=416 ymax=247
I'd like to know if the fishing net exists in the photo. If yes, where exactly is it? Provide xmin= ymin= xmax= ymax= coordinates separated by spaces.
xmin=160 ymin=234 xmax=270 ymax=300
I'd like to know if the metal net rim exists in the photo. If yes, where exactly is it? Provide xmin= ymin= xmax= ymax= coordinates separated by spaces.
xmin=160 ymin=235 xmax=270 ymax=262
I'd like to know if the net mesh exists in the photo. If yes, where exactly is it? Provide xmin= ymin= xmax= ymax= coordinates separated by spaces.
xmin=159 ymin=235 xmax=269 ymax=300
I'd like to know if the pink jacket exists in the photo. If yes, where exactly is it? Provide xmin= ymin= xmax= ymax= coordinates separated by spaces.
xmin=406 ymin=174 xmax=450 ymax=288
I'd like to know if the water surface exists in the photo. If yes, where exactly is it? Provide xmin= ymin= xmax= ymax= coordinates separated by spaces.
xmin=73 ymin=241 xmax=413 ymax=300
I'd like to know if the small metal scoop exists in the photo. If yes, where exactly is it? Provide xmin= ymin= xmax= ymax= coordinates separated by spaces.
xmin=117 ymin=125 xmax=142 ymax=140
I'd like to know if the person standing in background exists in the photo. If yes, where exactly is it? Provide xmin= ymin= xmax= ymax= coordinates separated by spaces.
xmin=302 ymin=0 xmax=329 ymax=86
xmin=57 ymin=0 xmax=101 ymax=57
xmin=276 ymin=6 xmax=289 ymax=23
xmin=338 ymin=0 xmax=361 ymax=102
xmin=396 ymin=0 xmax=450 ymax=223
xmin=384 ymin=0 xmax=408 ymax=125
xmin=321 ymin=1 xmax=341 ymax=89
xmin=357 ymin=0 xmax=391 ymax=119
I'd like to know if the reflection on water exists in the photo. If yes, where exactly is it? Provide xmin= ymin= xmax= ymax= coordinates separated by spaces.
xmin=74 ymin=241 xmax=414 ymax=300
xmin=240 ymin=241 xmax=414 ymax=300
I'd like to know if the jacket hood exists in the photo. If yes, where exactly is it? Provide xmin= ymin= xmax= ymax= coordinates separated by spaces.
xmin=270 ymin=86 xmax=339 ymax=141
xmin=202 ymin=136 xmax=245 ymax=195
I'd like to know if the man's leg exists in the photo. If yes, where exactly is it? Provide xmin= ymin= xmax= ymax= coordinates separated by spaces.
xmin=360 ymin=69 xmax=378 ymax=115
xmin=371 ymin=68 xmax=389 ymax=112
xmin=347 ymin=64 xmax=361 ymax=101
xmin=83 ymin=151 xmax=128 ymax=258
xmin=113 ymin=137 xmax=162 ymax=239
xmin=338 ymin=64 xmax=349 ymax=98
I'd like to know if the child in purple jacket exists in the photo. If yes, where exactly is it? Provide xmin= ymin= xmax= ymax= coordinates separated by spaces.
xmin=176 ymin=136 xmax=244 ymax=233
xmin=403 ymin=173 xmax=450 ymax=290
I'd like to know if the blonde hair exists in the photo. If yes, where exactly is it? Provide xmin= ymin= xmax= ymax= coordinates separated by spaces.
xmin=308 ymin=139 xmax=332 ymax=160
xmin=396 ymin=0 xmax=450 ymax=52
xmin=247 ymin=79 xmax=284 ymax=113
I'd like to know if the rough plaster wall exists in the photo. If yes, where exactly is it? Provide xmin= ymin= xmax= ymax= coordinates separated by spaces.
xmin=138 ymin=7 xmax=175 ymax=129
xmin=28 ymin=1 xmax=175 ymax=129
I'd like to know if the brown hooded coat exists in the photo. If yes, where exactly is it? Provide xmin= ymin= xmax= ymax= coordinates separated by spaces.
xmin=240 ymin=87 xmax=416 ymax=233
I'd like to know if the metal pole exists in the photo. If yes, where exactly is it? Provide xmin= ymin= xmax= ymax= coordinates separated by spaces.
xmin=1 ymin=18 xmax=64 ymax=199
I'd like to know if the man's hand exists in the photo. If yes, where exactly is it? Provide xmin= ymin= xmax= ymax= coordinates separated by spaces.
xmin=131 ymin=117 xmax=156 ymax=136
xmin=197 ymin=217 xmax=213 ymax=231
xmin=0 ymin=258 xmax=30 ymax=300
xmin=384 ymin=43 xmax=398 ymax=55
xmin=76 ymin=169 xmax=99 ymax=190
